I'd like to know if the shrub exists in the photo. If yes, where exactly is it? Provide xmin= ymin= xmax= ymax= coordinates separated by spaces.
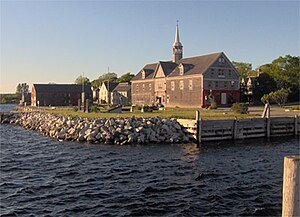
xmin=142 ymin=105 xmax=153 ymax=112
xmin=231 ymin=103 xmax=248 ymax=114
xmin=261 ymin=93 xmax=272 ymax=104
xmin=91 ymin=106 xmax=101 ymax=113
xmin=270 ymin=89 xmax=289 ymax=106
xmin=73 ymin=107 xmax=79 ymax=112
xmin=208 ymin=102 xmax=217 ymax=110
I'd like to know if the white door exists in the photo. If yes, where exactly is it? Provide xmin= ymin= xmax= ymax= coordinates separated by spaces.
xmin=221 ymin=93 xmax=227 ymax=105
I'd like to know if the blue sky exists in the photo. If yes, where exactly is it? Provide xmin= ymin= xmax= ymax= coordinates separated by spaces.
xmin=1 ymin=1 xmax=299 ymax=93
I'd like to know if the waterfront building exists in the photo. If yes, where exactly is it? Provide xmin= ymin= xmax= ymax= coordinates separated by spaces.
xmin=31 ymin=84 xmax=92 ymax=106
xmin=131 ymin=24 xmax=240 ymax=108
xmin=111 ymin=82 xmax=131 ymax=106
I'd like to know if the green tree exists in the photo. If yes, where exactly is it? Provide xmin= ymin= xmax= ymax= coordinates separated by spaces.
xmin=91 ymin=79 xmax=102 ymax=88
xmin=252 ymin=73 xmax=277 ymax=103
xmin=269 ymin=89 xmax=289 ymax=106
xmin=16 ymin=83 xmax=29 ymax=94
xmin=91 ymin=72 xmax=118 ymax=88
xmin=259 ymin=55 xmax=300 ymax=101
xmin=116 ymin=72 xmax=134 ymax=82
xmin=74 ymin=75 xmax=90 ymax=85
xmin=98 ymin=72 xmax=118 ymax=82
xmin=232 ymin=61 xmax=252 ymax=78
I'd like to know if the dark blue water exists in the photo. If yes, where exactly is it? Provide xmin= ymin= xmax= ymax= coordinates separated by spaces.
xmin=1 ymin=104 xmax=299 ymax=216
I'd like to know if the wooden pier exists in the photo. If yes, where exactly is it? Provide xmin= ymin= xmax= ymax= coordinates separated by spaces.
xmin=178 ymin=112 xmax=300 ymax=143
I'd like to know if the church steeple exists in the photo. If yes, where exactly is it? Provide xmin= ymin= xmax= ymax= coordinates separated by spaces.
xmin=172 ymin=21 xmax=183 ymax=63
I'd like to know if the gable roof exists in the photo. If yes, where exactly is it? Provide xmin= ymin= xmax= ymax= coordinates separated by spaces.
xmin=33 ymin=84 xmax=91 ymax=93
xmin=157 ymin=61 xmax=178 ymax=77
xmin=102 ymin=81 xmax=119 ymax=92
xmin=113 ymin=82 xmax=131 ymax=92
xmin=131 ymin=63 xmax=158 ymax=81
xmin=168 ymin=52 xmax=223 ymax=77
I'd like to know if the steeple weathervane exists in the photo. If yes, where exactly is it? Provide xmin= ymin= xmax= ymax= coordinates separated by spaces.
xmin=172 ymin=21 xmax=183 ymax=63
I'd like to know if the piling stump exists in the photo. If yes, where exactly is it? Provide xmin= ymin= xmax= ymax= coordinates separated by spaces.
xmin=282 ymin=155 xmax=300 ymax=217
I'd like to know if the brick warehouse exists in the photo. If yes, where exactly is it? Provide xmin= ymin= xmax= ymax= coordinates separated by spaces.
xmin=31 ymin=84 xmax=92 ymax=106
xmin=131 ymin=24 xmax=240 ymax=108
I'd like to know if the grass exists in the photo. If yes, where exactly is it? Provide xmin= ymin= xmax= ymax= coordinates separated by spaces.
xmin=28 ymin=106 xmax=260 ymax=120
xmin=284 ymin=105 xmax=300 ymax=111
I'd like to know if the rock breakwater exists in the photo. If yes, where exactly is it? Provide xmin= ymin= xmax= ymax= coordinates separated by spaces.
xmin=1 ymin=112 xmax=191 ymax=145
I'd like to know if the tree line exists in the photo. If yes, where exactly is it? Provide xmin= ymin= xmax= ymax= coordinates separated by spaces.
xmin=74 ymin=72 xmax=135 ymax=88
xmin=234 ymin=54 xmax=299 ymax=104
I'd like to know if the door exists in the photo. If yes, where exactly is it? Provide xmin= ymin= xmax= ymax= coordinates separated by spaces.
xmin=221 ymin=93 xmax=227 ymax=105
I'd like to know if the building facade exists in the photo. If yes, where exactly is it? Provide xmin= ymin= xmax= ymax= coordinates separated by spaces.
xmin=99 ymin=81 xmax=118 ymax=104
xmin=111 ymin=82 xmax=131 ymax=106
xmin=31 ymin=84 xmax=92 ymax=106
xmin=131 ymin=24 xmax=240 ymax=108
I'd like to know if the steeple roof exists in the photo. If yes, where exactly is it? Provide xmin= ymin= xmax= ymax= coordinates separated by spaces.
xmin=173 ymin=23 xmax=182 ymax=47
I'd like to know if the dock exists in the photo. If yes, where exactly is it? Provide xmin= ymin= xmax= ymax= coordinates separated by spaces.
xmin=178 ymin=112 xmax=300 ymax=143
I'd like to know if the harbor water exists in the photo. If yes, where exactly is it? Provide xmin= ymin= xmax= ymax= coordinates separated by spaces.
xmin=0 ymin=104 xmax=299 ymax=216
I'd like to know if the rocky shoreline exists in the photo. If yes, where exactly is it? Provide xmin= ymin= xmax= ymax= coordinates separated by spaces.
xmin=0 ymin=112 xmax=191 ymax=145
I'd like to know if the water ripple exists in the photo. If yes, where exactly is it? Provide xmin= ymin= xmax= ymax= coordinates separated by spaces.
xmin=0 ymin=114 xmax=299 ymax=216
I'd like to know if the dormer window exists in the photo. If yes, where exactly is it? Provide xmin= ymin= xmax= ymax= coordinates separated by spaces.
xmin=218 ymin=57 xmax=225 ymax=63
xmin=142 ymin=70 xmax=146 ymax=79
xmin=179 ymin=64 xmax=184 ymax=75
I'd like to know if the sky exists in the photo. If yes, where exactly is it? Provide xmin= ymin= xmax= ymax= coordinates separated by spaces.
xmin=0 ymin=1 xmax=299 ymax=93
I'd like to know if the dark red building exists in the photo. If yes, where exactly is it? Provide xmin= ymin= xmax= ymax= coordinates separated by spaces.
xmin=31 ymin=84 xmax=92 ymax=106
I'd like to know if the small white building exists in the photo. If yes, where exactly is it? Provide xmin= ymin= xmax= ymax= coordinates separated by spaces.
xmin=99 ymin=81 xmax=118 ymax=104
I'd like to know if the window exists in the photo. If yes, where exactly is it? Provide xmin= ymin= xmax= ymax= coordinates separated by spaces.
xmin=171 ymin=81 xmax=175 ymax=91
xmin=231 ymin=81 xmax=235 ymax=88
xmin=218 ymin=69 xmax=225 ymax=78
xmin=224 ymin=81 xmax=227 ymax=88
xmin=149 ymin=83 xmax=152 ymax=91
xmin=208 ymin=81 xmax=212 ymax=88
xmin=136 ymin=84 xmax=139 ymax=92
xmin=158 ymin=82 xmax=163 ymax=89
xmin=166 ymin=95 xmax=170 ymax=103
xmin=142 ymin=84 xmax=145 ymax=91
xmin=215 ymin=81 xmax=219 ymax=88
xmin=179 ymin=64 xmax=184 ymax=75
xmin=189 ymin=80 xmax=193 ymax=90
xmin=218 ymin=57 xmax=225 ymax=63
xmin=142 ymin=71 xmax=145 ymax=79
xmin=179 ymin=80 xmax=184 ymax=90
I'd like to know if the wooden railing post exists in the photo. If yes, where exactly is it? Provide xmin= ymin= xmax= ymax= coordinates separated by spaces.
xmin=282 ymin=155 xmax=300 ymax=217
xmin=196 ymin=110 xmax=201 ymax=145
xmin=266 ymin=105 xmax=271 ymax=138
xmin=294 ymin=115 xmax=298 ymax=136
xmin=233 ymin=117 xmax=238 ymax=140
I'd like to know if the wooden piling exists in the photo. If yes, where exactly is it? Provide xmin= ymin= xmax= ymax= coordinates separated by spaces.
xmin=196 ymin=110 xmax=201 ymax=145
xmin=282 ymin=155 xmax=300 ymax=217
